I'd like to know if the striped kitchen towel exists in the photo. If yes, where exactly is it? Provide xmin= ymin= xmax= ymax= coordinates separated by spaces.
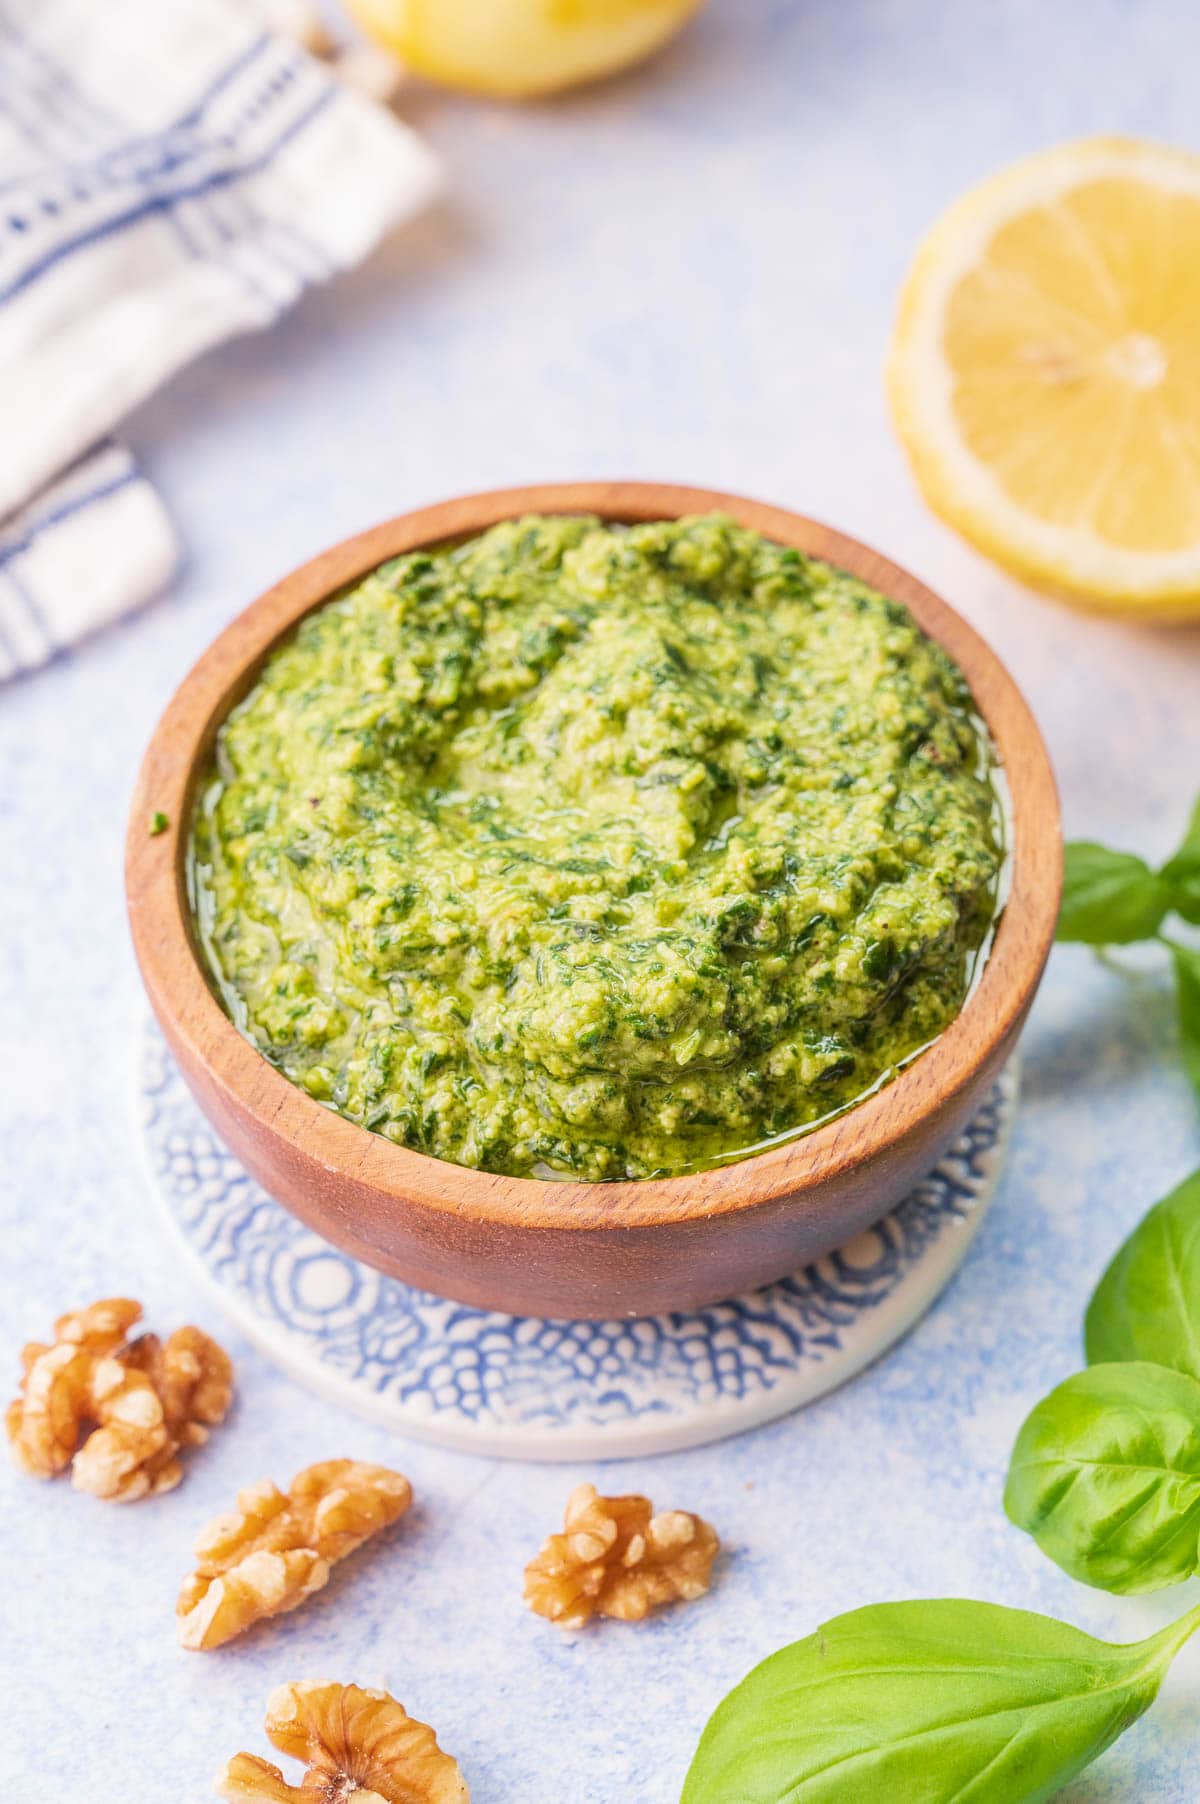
xmin=0 ymin=0 xmax=440 ymax=680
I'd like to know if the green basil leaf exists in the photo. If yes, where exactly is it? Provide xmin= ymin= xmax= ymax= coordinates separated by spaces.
xmin=1171 ymin=940 xmax=1200 ymax=1097
xmin=1056 ymin=841 xmax=1168 ymax=944
xmin=1004 ymin=1361 xmax=1200 ymax=1593
xmin=1085 ymin=1168 xmax=1200 ymax=1376
xmin=680 ymin=1598 xmax=1200 ymax=1804
xmin=1162 ymin=795 xmax=1200 ymax=925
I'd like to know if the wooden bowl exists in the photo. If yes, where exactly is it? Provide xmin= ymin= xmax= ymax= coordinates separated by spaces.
xmin=126 ymin=483 xmax=1061 ymax=1320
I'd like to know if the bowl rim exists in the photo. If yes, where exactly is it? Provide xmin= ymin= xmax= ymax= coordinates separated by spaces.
xmin=125 ymin=480 xmax=1061 ymax=1233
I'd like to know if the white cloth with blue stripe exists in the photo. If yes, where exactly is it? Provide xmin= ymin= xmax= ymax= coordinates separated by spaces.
xmin=0 ymin=0 xmax=440 ymax=679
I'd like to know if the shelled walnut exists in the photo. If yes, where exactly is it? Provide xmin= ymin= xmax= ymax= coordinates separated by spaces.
xmin=5 ymin=1298 xmax=232 ymax=1499
xmin=216 ymin=1680 xmax=469 ymax=1803
xmin=179 ymin=1459 xmax=412 ymax=1650
xmin=524 ymin=1483 xmax=720 ymax=1628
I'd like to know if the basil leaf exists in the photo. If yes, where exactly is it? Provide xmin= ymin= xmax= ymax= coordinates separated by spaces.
xmin=1085 ymin=1168 xmax=1200 ymax=1376
xmin=1004 ymin=1361 xmax=1200 ymax=1593
xmin=1162 ymin=795 xmax=1200 ymax=925
xmin=681 ymin=1598 xmax=1200 ymax=1804
xmin=1057 ymin=841 xmax=1168 ymax=944
xmin=1171 ymin=939 xmax=1200 ymax=1097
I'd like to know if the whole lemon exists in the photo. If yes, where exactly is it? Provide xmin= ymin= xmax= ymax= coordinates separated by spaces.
xmin=346 ymin=0 xmax=707 ymax=99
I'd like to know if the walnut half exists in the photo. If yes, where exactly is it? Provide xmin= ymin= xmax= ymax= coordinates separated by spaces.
xmin=216 ymin=1680 xmax=469 ymax=1803
xmin=523 ymin=1483 xmax=720 ymax=1628
xmin=6 ymin=1299 xmax=141 ymax=1479
xmin=5 ymin=1299 xmax=232 ymax=1500
xmin=179 ymin=1459 xmax=412 ymax=1650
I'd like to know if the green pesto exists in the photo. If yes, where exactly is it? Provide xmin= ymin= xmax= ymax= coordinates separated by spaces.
xmin=191 ymin=514 xmax=1002 ymax=1182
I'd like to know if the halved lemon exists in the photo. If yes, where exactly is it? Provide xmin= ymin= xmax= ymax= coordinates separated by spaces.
xmin=888 ymin=138 xmax=1200 ymax=620
xmin=346 ymin=0 xmax=706 ymax=100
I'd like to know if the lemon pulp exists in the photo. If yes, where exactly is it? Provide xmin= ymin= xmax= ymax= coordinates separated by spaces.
xmin=889 ymin=138 xmax=1200 ymax=618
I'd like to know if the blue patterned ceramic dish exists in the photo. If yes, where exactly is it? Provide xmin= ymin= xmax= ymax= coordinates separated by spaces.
xmin=138 ymin=1021 xmax=1016 ymax=1459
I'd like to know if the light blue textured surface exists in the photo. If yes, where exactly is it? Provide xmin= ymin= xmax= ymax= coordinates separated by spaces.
xmin=3 ymin=2 xmax=1200 ymax=1796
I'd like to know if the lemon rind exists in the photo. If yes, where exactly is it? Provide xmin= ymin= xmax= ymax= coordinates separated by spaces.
xmin=345 ymin=0 xmax=702 ymax=100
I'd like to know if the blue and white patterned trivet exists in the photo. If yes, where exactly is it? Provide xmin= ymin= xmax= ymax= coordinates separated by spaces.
xmin=137 ymin=1021 xmax=1017 ymax=1461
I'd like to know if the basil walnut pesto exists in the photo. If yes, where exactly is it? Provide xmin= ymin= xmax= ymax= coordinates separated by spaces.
xmin=192 ymin=514 xmax=1002 ymax=1182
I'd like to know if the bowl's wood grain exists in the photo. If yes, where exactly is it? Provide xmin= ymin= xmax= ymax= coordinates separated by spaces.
xmin=126 ymin=483 xmax=1061 ymax=1319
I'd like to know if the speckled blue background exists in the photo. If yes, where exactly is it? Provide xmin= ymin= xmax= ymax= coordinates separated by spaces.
xmin=3 ymin=2 xmax=1200 ymax=1796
